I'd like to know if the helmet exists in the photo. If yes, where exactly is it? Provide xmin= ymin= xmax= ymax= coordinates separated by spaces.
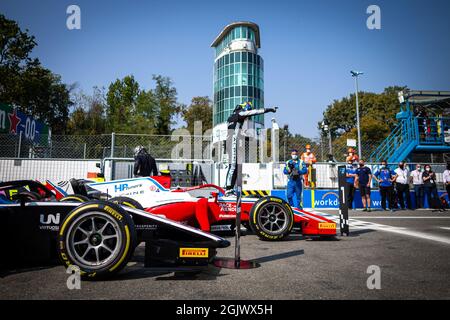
xmin=348 ymin=148 xmax=355 ymax=153
xmin=236 ymin=101 xmax=253 ymax=112
xmin=305 ymin=144 xmax=311 ymax=149
xmin=134 ymin=145 xmax=144 ymax=156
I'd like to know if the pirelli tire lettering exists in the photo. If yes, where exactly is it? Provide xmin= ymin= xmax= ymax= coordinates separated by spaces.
xmin=59 ymin=194 xmax=90 ymax=203
xmin=248 ymin=197 xmax=294 ymax=241
xmin=108 ymin=196 xmax=144 ymax=210
xmin=58 ymin=201 xmax=137 ymax=280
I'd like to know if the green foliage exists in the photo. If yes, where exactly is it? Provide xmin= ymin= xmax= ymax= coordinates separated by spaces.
xmin=106 ymin=75 xmax=140 ymax=133
xmin=67 ymin=87 xmax=107 ymax=135
xmin=153 ymin=75 xmax=181 ymax=135
xmin=182 ymin=96 xmax=213 ymax=134
xmin=320 ymin=86 xmax=407 ymax=160
xmin=0 ymin=14 xmax=72 ymax=133
xmin=67 ymin=74 xmax=183 ymax=135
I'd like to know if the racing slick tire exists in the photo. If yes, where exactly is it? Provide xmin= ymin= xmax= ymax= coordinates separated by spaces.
xmin=58 ymin=201 xmax=137 ymax=280
xmin=108 ymin=196 xmax=144 ymax=210
xmin=59 ymin=194 xmax=90 ymax=203
xmin=248 ymin=197 xmax=294 ymax=241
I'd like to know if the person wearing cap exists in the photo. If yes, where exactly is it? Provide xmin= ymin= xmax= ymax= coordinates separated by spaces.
xmin=301 ymin=144 xmax=317 ymax=187
xmin=224 ymin=102 xmax=277 ymax=196
xmin=284 ymin=149 xmax=308 ymax=208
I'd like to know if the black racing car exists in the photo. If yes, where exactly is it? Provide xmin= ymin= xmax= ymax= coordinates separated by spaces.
xmin=0 ymin=180 xmax=230 ymax=280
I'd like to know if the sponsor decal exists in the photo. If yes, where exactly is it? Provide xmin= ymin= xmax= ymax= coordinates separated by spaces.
xmin=318 ymin=222 xmax=336 ymax=229
xmin=219 ymin=214 xmax=237 ymax=219
xmin=211 ymin=224 xmax=232 ymax=231
xmin=104 ymin=205 xmax=123 ymax=221
xmin=39 ymin=213 xmax=61 ymax=231
xmin=179 ymin=248 xmax=209 ymax=258
xmin=314 ymin=192 xmax=339 ymax=207
xmin=135 ymin=224 xmax=158 ymax=231
xmin=219 ymin=202 xmax=236 ymax=212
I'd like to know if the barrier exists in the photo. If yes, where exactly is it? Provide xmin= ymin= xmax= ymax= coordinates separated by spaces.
xmin=271 ymin=189 xmax=448 ymax=209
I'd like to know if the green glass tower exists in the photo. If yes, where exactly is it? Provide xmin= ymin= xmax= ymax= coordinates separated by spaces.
xmin=211 ymin=22 xmax=264 ymax=142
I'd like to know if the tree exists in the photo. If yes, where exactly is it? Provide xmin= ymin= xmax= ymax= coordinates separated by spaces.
xmin=319 ymin=86 xmax=407 ymax=160
xmin=106 ymin=75 xmax=140 ymax=133
xmin=182 ymin=96 xmax=212 ymax=134
xmin=67 ymin=87 xmax=107 ymax=135
xmin=0 ymin=14 xmax=72 ymax=133
xmin=133 ymin=89 xmax=158 ymax=134
xmin=153 ymin=75 xmax=181 ymax=135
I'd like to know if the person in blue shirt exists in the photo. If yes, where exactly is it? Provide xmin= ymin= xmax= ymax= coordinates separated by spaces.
xmin=284 ymin=149 xmax=308 ymax=209
xmin=355 ymin=159 xmax=373 ymax=212
xmin=345 ymin=159 xmax=357 ymax=210
xmin=373 ymin=160 xmax=397 ymax=212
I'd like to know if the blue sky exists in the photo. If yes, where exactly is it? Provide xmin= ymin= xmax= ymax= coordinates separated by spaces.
xmin=1 ymin=0 xmax=449 ymax=138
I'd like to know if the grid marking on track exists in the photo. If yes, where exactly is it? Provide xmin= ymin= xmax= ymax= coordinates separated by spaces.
xmin=308 ymin=210 xmax=450 ymax=245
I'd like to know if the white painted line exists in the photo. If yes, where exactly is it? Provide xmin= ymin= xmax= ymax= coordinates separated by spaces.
xmin=439 ymin=227 xmax=450 ymax=230
xmin=313 ymin=211 xmax=450 ymax=245
xmin=352 ymin=216 xmax=450 ymax=219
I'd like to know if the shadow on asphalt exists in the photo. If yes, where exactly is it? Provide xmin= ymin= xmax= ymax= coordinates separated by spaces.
xmin=252 ymin=249 xmax=304 ymax=264
xmin=343 ymin=229 xmax=376 ymax=237
xmin=115 ymin=263 xmax=224 ymax=282
xmin=0 ymin=262 xmax=57 ymax=278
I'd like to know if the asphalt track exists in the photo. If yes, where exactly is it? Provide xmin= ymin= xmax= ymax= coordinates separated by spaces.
xmin=1 ymin=209 xmax=450 ymax=300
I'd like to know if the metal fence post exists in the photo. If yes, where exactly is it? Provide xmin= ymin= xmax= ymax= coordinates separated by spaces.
xmin=111 ymin=132 xmax=116 ymax=180
xmin=17 ymin=131 xmax=22 ymax=158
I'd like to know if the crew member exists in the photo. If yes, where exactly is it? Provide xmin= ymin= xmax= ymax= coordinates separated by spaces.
xmin=410 ymin=164 xmax=424 ymax=209
xmin=394 ymin=161 xmax=412 ymax=210
xmin=284 ymin=149 xmax=308 ymax=208
xmin=443 ymin=163 xmax=450 ymax=206
xmin=346 ymin=148 xmax=359 ymax=163
xmin=345 ymin=159 xmax=357 ymax=210
xmin=301 ymin=144 xmax=317 ymax=187
xmin=133 ymin=146 xmax=158 ymax=177
xmin=224 ymin=102 xmax=276 ymax=195
xmin=373 ymin=160 xmax=396 ymax=212
xmin=355 ymin=159 xmax=372 ymax=212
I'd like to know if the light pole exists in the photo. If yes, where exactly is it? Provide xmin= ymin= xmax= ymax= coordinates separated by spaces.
xmin=351 ymin=71 xmax=363 ymax=159
xmin=321 ymin=120 xmax=332 ymax=157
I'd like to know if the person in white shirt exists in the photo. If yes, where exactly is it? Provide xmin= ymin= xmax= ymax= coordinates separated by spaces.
xmin=410 ymin=164 xmax=424 ymax=209
xmin=443 ymin=163 xmax=450 ymax=205
xmin=394 ymin=161 xmax=412 ymax=210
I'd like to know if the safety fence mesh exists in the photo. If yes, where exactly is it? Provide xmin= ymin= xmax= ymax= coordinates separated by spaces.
xmin=0 ymin=131 xmax=445 ymax=164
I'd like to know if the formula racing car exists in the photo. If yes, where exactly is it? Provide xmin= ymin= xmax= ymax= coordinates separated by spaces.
xmin=0 ymin=180 xmax=230 ymax=279
xmin=71 ymin=177 xmax=338 ymax=241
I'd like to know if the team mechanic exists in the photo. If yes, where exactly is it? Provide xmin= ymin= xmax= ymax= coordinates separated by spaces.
xmin=225 ymin=102 xmax=276 ymax=196
xmin=284 ymin=149 xmax=308 ymax=209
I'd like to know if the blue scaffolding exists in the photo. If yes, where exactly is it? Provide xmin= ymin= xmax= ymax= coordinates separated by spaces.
xmin=369 ymin=90 xmax=450 ymax=163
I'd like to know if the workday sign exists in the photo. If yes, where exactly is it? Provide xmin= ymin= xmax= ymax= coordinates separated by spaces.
xmin=0 ymin=103 xmax=48 ymax=143
xmin=315 ymin=192 xmax=339 ymax=207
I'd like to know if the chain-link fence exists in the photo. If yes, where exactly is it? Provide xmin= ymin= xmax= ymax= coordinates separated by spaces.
xmin=0 ymin=133 xmax=213 ymax=160
xmin=0 ymin=131 xmax=444 ymax=164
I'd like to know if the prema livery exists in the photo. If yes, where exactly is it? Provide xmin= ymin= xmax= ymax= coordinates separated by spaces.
xmin=85 ymin=177 xmax=337 ymax=241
